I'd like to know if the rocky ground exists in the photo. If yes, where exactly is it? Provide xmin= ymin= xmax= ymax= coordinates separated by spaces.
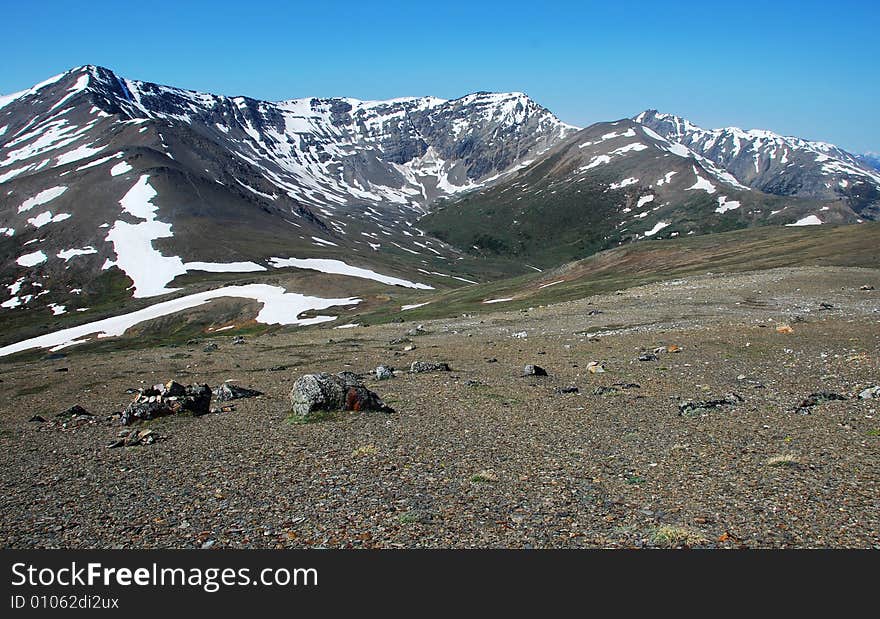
xmin=1 ymin=265 xmax=878 ymax=549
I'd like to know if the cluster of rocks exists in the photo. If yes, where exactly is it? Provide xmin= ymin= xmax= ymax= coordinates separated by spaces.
xmin=120 ymin=381 xmax=213 ymax=425
xmin=29 ymin=405 xmax=99 ymax=429
xmin=118 ymin=379 xmax=266 ymax=425
xmin=109 ymin=428 xmax=162 ymax=448
xmin=290 ymin=371 xmax=394 ymax=421
xmin=796 ymin=391 xmax=848 ymax=414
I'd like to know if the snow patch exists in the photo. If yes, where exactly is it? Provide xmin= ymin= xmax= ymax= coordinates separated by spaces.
xmin=0 ymin=284 xmax=361 ymax=357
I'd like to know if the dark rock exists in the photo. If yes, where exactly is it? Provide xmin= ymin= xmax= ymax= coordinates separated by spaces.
xmin=485 ymin=357 xmax=498 ymax=363
xmin=818 ymin=302 xmax=834 ymax=310
xmin=587 ymin=309 xmax=603 ymax=316
xmin=232 ymin=336 xmax=246 ymax=345
xmin=523 ymin=364 xmax=548 ymax=377
xmin=639 ymin=353 xmax=659 ymax=362
xmin=375 ymin=365 xmax=394 ymax=380
xmin=56 ymin=405 xmax=92 ymax=419
xmin=410 ymin=361 xmax=450 ymax=373
xmin=54 ymin=367 xmax=69 ymax=372
xmin=120 ymin=382 xmax=212 ymax=424
xmin=268 ymin=365 xmax=288 ymax=372
xmin=557 ymin=386 xmax=579 ymax=394
xmin=405 ymin=326 xmax=427 ymax=337
xmin=28 ymin=415 xmax=47 ymax=422
xmin=203 ymin=342 xmax=219 ymax=352
xmin=679 ymin=393 xmax=743 ymax=417
xmin=797 ymin=391 xmax=847 ymax=412
xmin=182 ymin=384 xmax=212 ymax=416
xmin=289 ymin=372 xmax=393 ymax=420
xmin=213 ymin=383 xmax=263 ymax=402
xmin=613 ymin=382 xmax=641 ymax=389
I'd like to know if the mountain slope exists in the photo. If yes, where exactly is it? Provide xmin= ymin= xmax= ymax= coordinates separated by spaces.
xmin=635 ymin=110 xmax=880 ymax=220
xmin=421 ymin=118 xmax=848 ymax=266
xmin=0 ymin=66 xmax=576 ymax=332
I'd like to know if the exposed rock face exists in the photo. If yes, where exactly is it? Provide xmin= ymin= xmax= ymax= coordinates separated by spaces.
xmin=635 ymin=109 xmax=880 ymax=219
xmin=289 ymin=372 xmax=393 ymax=420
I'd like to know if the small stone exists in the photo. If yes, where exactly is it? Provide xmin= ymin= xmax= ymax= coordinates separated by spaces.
xmin=213 ymin=383 xmax=263 ymax=402
xmin=511 ymin=331 xmax=528 ymax=339
xmin=860 ymin=285 xmax=874 ymax=291
xmin=403 ymin=344 xmax=416 ymax=352
xmin=557 ymin=386 xmax=579 ymax=394
xmin=56 ymin=405 xmax=92 ymax=419
xmin=203 ymin=342 xmax=219 ymax=352
xmin=776 ymin=325 xmax=794 ymax=334
xmin=587 ymin=361 xmax=605 ymax=374
xmin=410 ymin=361 xmax=450 ymax=373
xmin=375 ymin=365 xmax=394 ymax=380
xmin=28 ymin=415 xmax=47 ymax=423
xmin=523 ymin=364 xmax=548 ymax=377
xmin=639 ymin=353 xmax=659 ymax=362
xmin=858 ymin=386 xmax=880 ymax=400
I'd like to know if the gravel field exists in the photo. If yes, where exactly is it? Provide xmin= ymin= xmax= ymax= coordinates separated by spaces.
xmin=1 ymin=266 xmax=878 ymax=548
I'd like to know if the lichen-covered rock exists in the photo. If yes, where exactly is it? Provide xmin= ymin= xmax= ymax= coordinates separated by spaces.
xmin=410 ymin=361 xmax=450 ymax=373
xmin=376 ymin=365 xmax=394 ymax=380
xmin=290 ymin=372 xmax=393 ymax=420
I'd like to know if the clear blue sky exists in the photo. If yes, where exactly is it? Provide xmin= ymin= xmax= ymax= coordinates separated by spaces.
xmin=3 ymin=0 xmax=877 ymax=152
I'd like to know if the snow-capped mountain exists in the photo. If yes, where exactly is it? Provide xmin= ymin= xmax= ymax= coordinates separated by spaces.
xmin=634 ymin=110 xmax=880 ymax=219
xmin=858 ymin=152 xmax=880 ymax=172
xmin=422 ymin=118 xmax=848 ymax=265
xmin=0 ymin=66 xmax=575 ymax=334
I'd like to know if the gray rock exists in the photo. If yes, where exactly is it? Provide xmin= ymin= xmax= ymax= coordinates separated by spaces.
xmin=289 ymin=372 xmax=393 ymax=420
xmin=213 ymin=383 xmax=263 ymax=402
xmin=376 ymin=365 xmax=394 ymax=380
xmin=409 ymin=361 xmax=451 ymax=373
xmin=639 ymin=353 xmax=659 ymax=362
xmin=858 ymin=386 xmax=880 ymax=400
xmin=523 ymin=364 xmax=548 ymax=377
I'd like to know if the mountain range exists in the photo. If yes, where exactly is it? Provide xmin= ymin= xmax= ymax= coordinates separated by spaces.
xmin=1 ymin=65 xmax=878 ymax=352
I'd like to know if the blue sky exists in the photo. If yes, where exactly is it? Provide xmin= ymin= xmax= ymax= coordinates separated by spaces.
xmin=3 ymin=0 xmax=877 ymax=152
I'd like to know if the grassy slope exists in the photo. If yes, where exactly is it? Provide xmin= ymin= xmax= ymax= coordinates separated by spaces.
xmin=352 ymin=222 xmax=880 ymax=324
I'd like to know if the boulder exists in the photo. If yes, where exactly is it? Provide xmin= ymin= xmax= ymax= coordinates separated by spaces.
xmin=289 ymin=372 xmax=393 ymax=420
